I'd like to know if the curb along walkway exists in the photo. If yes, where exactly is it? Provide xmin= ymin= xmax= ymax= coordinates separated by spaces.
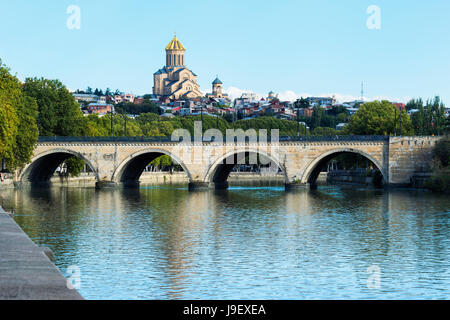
xmin=0 ymin=206 xmax=83 ymax=300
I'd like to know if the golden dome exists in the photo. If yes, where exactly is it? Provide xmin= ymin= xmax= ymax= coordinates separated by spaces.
xmin=165 ymin=34 xmax=185 ymax=51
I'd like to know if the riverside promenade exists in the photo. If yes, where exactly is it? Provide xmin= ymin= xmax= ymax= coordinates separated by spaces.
xmin=0 ymin=206 xmax=83 ymax=300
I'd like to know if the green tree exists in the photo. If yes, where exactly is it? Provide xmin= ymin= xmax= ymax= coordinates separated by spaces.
xmin=0 ymin=62 xmax=19 ymax=165
xmin=22 ymin=78 xmax=85 ymax=136
xmin=427 ymin=96 xmax=446 ymax=135
xmin=433 ymin=135 xmax=450 ymax=167
xmin=312 ymin=127 xmax=339 ymax=136
xmin=344 ymin=100 xmax=413 ymax=135
xmin=0 ymin=61 xmax=38 ymax=171
xmin=424 ymin=135 xmax=450 ymax=193
xmin=410 ymin=97 xmax=446 ymax=135
xmin=445 ymin=117 xmax=450 ymax=134
xmin=136 ymin=112 xmax=160 ymax=125
xmin=232 ymin=116 xmax=309 ymax=136
xmin=65 ymin=156 xmax=85 ymax=177
xmin=411 ymin=102 xmax=426 ymax=135
xmin=115 ymin=101 xmax=159 ymax=115
xmin=310 ymin=107 xmax=325 ymax=130
xmin=148 ymin=155 xmax=179 ymax=172
xmin=112 ymin=114 xmax=143 ymax=136
xmin=405 ymin=98 xmax=423 ymax=111
xmin=10 ymin=95 xmax=39 ymax=169
xmin=294 ymin=97 xmax=309 ymax=110
xmin=83 ymin=114 xmax=110 ymax=136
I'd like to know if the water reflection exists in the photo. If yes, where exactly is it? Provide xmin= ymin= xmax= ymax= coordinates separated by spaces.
xmin=0 ymin=185 xmax=448 ymax=299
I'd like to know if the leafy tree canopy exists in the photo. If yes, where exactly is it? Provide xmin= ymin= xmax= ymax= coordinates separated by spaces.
xmin=0 ymin=60 xmax=38 ymax=171
xmin=23 ymin=78 xmax=85 ymax=136
xmin=344 ymin=100 xmax=413 ymax=136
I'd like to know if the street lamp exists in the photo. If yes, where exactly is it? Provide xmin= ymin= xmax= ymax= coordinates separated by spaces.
xmin=399 ymin=109 xmax=402 ymax=136
xmin=201 ymin=105 xmax=204 ymax=134
xmin=394 ymin=108 xmax=397 ymax=136
xmin=109 ymin=109 xmax=114 ymax=138
xmin=122 ymin=111 xmax=127 ymax=137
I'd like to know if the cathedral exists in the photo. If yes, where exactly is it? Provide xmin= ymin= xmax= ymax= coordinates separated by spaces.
xmin=152 ymin=34 xmax=203 ymax=100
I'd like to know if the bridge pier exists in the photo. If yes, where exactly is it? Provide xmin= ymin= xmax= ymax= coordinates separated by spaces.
xmin=95 ymin=181 xmax=119 ymax=189
xmin=120 ymin=180 xmax=141 ymax=189
xmin=188 ymin=182 xmax=210 ymax=191
xmin=213 ymin=181 xmax=229 ymax=190
xmin=285 ymin=182 xmax=311 ymax=191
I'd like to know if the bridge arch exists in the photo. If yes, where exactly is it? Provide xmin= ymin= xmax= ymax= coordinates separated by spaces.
xmin=19 ymin=148 xmax=99 ymax=185
xmin=112 ymin=148 xmax=192 ymax=187
xmin=204 ymin=148 xmax=289 ymax=188
xmin=300 ymin=148 xmax=386 ymax=185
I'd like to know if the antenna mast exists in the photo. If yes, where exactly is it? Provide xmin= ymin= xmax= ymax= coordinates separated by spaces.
xmin=361 ymin=81 xmax=364 ymax=101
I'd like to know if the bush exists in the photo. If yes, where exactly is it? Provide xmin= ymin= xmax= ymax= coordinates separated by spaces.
xmin=65 ymin=156 xmax=85 ymax=177
xmin=424 ymin=172 xmax=450 ymax=193
xmin=311 ymin=127 xmax=339 ymax=136
xmin=433 ymin=135 xmax=449 ymax=167
xmin=424 ymin=135 xmax=450 ymax=193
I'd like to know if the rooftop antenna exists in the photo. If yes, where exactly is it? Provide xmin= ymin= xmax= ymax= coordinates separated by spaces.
xmin=361 ymin=81 xmax=364 ymax=101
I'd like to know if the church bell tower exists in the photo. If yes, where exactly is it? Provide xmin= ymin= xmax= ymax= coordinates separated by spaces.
xmin=212 ymin=76 xmax=223 ymax=98
xmin=165 ymin=33 xmax=185 ymax=67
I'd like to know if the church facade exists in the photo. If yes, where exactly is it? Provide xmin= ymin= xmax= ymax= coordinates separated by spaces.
xmin=152 ymin=35 xmax=203 ymax=100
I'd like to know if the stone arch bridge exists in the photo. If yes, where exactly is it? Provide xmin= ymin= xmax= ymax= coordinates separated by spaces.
xmin=15 ymin=136 xmax=441 ymax=190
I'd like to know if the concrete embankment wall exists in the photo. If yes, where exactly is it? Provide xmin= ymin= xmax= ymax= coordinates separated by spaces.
xmin=138 ymin=172 xmax=285 ymax=185
xmin=0 ymin=173 xmax=14 ymax=188
xmin=2 ymin=172 xmax=286 ymax=188
xmin=228 ymin=172 xmax=285 ymax=182
xmin=0 ymin=206 xmax=83 ymax=300
xmin=326 ymin=170 xmax=374 ymax=186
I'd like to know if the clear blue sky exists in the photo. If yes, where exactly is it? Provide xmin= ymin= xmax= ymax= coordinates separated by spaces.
xmin=1 ymin=0 xmax=449 ymax=103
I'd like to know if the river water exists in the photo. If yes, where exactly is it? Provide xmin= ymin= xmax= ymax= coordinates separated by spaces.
xmin=0 ymin=184 xmax=449 ymax=300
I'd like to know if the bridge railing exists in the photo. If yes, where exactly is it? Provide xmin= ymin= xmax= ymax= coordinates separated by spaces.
xmin=37 ymin=136 xmax=174 ymax=142
xmin=37 ymin=135 xmax=389 ymax=143
xmin=279 ymin=135 xmax=388 ymax=142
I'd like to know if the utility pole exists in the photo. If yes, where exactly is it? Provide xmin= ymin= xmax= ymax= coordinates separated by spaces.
xmin=361 ymin=81 xmax=364 ymax=101
xmin=124 ymin=113 xmax=127 ymax=137
xmin=230 ymin=98 xmax=238 ymax=123
xmin=110 ymin=110 xmax=114 ymax=138
xmin=201 ymin=105 xmax=204 ymax=134
xmin=394 ymin=108 xmax=397 ymax=136
xmin=399 ymin=109 xmax=402 ymax=136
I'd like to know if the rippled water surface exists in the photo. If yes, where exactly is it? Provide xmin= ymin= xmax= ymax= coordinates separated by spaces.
xmin=1 ymin=184 xmax=449 ymax=299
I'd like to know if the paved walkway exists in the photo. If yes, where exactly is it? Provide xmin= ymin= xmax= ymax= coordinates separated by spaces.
xmin=0 ymin=206 xmax=83 ymax=300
